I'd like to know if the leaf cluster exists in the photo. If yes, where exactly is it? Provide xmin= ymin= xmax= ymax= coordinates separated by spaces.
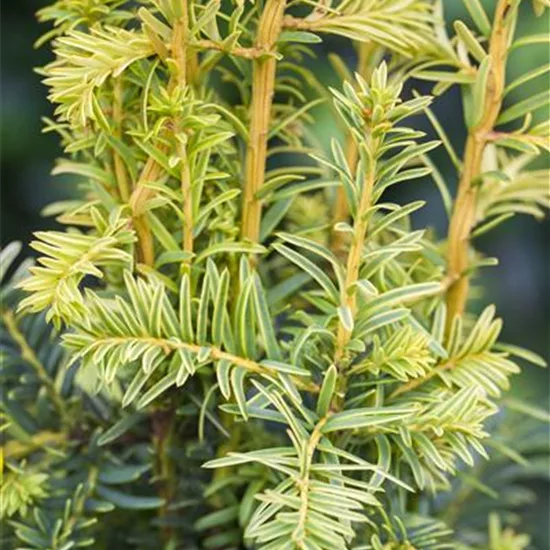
xmin=2 ymin=0 xmax=549 ymax=549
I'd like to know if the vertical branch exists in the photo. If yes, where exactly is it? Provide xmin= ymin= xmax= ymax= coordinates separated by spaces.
xmin=241 ymin=0 xmax=286 ymax=243
xmin=445 ymin=0 xmax=514 ymax=328
xmin=146 ymin=8 xmax=193 ymax=539
xmin=130 ymin=1 xmax=195 ymax=267
xmin=148 ymin=5 xmax=191 ymax=540
xmin=113 ymin=78 xmax=131 ymax=202
xmin=334 ymin=154 xmax=376 ymax=366
xmin=152 ymin=408 xmax=176 ymax=542
xmin=172 ymin=2 xmax=194 ymax=265
xmin=293 ymin=417 xmax=327 ymax=543
xmin=332 ymin=42 xmax=375 ymax=251
xmin=130 ymin=158 xmax=161 ymax=266
xmin=171 ymin=4 xmax=188 ymax=89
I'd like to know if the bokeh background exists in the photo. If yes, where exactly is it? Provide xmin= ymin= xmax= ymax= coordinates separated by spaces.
xmin=1 ymin=0 xmax=548 ymax=542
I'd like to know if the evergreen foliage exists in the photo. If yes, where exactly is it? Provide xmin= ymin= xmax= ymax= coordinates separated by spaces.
xmin=1 ymin=0 xmax=549 ymax=548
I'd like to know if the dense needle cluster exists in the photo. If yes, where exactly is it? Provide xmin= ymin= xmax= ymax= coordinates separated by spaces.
xmin=1 ymin=0 xmax=549 ymax=549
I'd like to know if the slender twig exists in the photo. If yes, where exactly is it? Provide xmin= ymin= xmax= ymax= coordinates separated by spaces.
xmin=152 ymin=406 xmax=176 ymax=540
xmin=192 ymin=39 xmax=270 ymax=60
xmin=334 ymin=155 xmax=376 ymax=364
xmin=388 ymin=361 xmax=454 ymax=399
xmin=331 ymin=150 xmax=376 ymax=410
xmin=332 ymin=42 xmax=375 ymax=253
xmin=282 ymin=15 xmax=322 ymax=31
xmin=445 ymin=0 xmax=515 ymax=330
xmin=113 ymin=78 xmax=131 ymax=202
xmin=388 ymin=347 xmax=500 ymax=400
xmin=172 ymin=8 xmax=194 ymax=268
xmin=293 ymin=416 xmax=328 ymax=544
xmin=154 ymin=8 xmax=193 ymax=541
xmin=487 ymin=129 xmax=548 ymax=149
xmin=82 ymin=335 xmax=319 ymax=393
xmin=130 ymin=157 xmax=161 ymax=266
xmin=2 ymin=311 xmax=69 ymax=425
xmin=179 ymin=143 xmax=193 ymax=263
xmin=241 ymin=0 xmax=287 ymax=244
xmin=129 ymin=4 xmax=196 ymax=267
xmin=171 ymin=8 xmax=188 ymax=89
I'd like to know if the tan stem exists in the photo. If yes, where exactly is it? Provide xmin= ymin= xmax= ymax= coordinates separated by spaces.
xmin=445 ymin=136 xmax=483 ymax=323
xmin=132 ymin=215 xmax=155 ymax=266
xmin=172 ymin=9 xmax=188 ymax=89
xmin=241 ymin=0 xmax=286 ymax=244
xmin=151 ymin=14 xmax=192 ymax=538
xmin=130 ymin=157 xmax=162 ymax=266
xmin=445 ymin=0 xmax=513 ymax=328
xmin=129 ymin=4 xmax=194 ymax=267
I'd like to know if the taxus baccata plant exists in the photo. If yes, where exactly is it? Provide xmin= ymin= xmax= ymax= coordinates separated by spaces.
xmin=1 ymin=0 xmax=549 ymax=548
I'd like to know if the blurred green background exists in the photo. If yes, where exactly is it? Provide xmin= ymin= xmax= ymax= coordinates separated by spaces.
xmin=0 ymin=0 xmax=548 ymax=536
